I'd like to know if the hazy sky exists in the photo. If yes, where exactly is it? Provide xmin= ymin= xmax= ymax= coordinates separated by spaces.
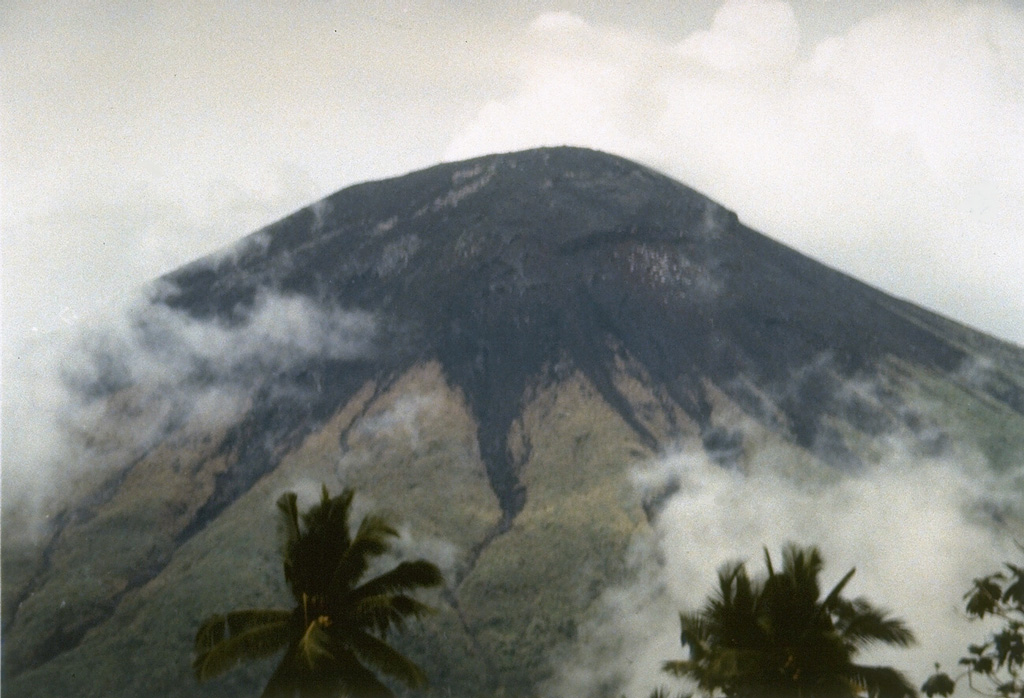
xmin=3 ymin=0 xmax=1023 ymax=353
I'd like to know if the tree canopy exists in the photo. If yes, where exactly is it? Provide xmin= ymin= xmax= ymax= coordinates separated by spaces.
xmin=923 ymin=561 xmax=1024 ymax=698
xmin=663 ymin=543 xmax=917 ymax=698
xmin=193 ymin=485 xmax=444 ymax=697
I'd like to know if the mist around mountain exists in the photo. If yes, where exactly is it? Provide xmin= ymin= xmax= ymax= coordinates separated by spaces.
xmin=3 ymin=147 xmax=1024 ymax=698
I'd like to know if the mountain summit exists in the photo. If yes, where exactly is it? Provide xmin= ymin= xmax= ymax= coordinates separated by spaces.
xmin=161 ymin=146 xmax=1023 ymax=517
xmin=5 ymin=147 xmax=1024 ymax=698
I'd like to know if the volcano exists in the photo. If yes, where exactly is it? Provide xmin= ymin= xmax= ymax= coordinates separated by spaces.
xmin=4 ymin=147 xmax=1024 ymax=698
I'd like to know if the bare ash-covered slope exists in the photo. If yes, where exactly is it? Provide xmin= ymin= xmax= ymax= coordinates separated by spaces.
xmin=4 ymin=147 xmax=1024 ymax=698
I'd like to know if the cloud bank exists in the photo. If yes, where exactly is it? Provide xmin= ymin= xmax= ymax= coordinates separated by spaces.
xmin=547 ymin=440 xmax=1021 ymax=697
xmin=2 ymin=291 xmax=376 ymax=532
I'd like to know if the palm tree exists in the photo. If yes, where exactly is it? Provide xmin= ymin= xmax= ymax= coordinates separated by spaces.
xmin=664 ymin=544 xmax=917 ymax=698
xmin=193 ymin=485 xmax=444 ymax=697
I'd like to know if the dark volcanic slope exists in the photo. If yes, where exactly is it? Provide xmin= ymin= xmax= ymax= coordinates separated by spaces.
xmin=159 ymin=146 xmax=1022 ymax=521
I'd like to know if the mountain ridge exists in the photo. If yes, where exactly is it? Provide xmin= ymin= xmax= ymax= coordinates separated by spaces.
xmin=155 ymin=146 xmax=1024 ymax=503
xmin=4 ymin=146 xmax=1024 ymax=698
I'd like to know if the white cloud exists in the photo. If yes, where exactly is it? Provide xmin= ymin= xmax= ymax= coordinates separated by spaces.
xmin=1 ymin=291 xmax=377 ymax=531
xmin=676 ymin=0 xmax=799 ymax=73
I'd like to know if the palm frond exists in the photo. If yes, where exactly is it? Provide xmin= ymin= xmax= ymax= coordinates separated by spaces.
xmin=194 ymin=615 xmax=292 ymax=681
xmin=849 ymin=663 xmax=919 ymax=698
xmin=277 ymin=492 xmax=301 ymax=549
xmin=195 ymin=614 xmax=227 ymax=656
xmin=678 ymin=612 xmax=709 ymax=649
xmin=700 ymin=647 xmax=759 ymax=694
xmin=823 ymin=566 xmax=858 ymax=610
xmin=712 ymin=562 xmax=746 ymax=608
xmin=663 ymin=659 xmax=698 ymax=678
xmin=331 ymin=514 xmax=399 ymax=590
xmin=282 ymin=487 xmax=358 ymax=599
xmin=348 ymin=628 xmax=430 ymax=689
xmin=649 ymin=685 xmax=693 ymax=698
xmin=705 ymin=563 xmax=768 ymax=653
xmin=296 ymin=617 xmax=338 ymax=670
xmin=834 ymin=598 xmax=916 ymax=649
xmin=226 ymin=609 xmax=294 ymax=636
xmin=278 ymin=492 xmax=301 ymax=590
xmin=330 ymin=648 xmax=397 ymax=698
xmin=351 ymin=594 xmax=436 ymax=636
xmin=263 ymin=643 xmax=392 ymax=698
xmin=301 ymin=486 xmax=354 ymax=553
xmin=260 ymin=646 xmax=302 ymax=698
xmin=279 ymin=489 xmax=366 ymax=601
xmin=780 ymin=543 xmax=824 ymax=601
xmin=348 ymin=560 xmax=444 ymax=602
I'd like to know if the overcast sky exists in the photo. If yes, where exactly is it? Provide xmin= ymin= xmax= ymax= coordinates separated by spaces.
xmin=3 ymin=0 xmax=1023 ymax=354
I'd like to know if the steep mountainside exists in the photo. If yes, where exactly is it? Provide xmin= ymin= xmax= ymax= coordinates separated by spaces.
xmin=4 ymin=147 xmax=1024 ymax=698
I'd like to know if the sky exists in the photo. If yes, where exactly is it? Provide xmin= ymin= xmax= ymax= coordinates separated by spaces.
xmin=2 ymin=0 xmax=1023 ymax=357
